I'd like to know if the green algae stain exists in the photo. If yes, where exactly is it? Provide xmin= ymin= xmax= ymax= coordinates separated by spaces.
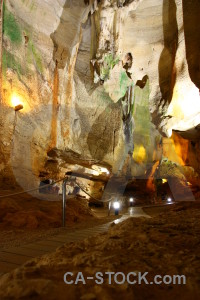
xmin=21 ymin=0 xmax=36 ymax=11
xmin=2 ymin=49 xmax=23 ymax=78
xmin=100 ymin=54 xmax=119 ymax=81
xmin=27 ymin=41 xmax=43 ymax=74
xmin=3 ymin=5 xmax=22 ymax=45
xmin=119 ymin=71 xmax=130 ymax=96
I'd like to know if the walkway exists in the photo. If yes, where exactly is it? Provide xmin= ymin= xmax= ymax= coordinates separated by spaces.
xmin=0 ymin=207 xmax=150 ymax=276
xmin=127 ymin=206 xmax=151 ymax=218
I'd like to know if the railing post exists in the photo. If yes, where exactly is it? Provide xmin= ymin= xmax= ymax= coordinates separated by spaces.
xmin=62 ymin=178 xmax=67 ymax=227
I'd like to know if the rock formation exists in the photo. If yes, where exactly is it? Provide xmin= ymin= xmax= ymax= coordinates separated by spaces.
xmin=0 ymin=0 xmax=200 ymax=198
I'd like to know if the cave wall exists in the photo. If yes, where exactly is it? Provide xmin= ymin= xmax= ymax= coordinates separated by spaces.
xmin=0 ymin=0 xmax=200 ymax=189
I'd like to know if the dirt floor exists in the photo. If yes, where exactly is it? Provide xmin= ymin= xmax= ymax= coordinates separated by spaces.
xmin=143 ymin=200 xmax=200 ymax=216
xmin=0 ymin=192 xmax=117 ymax=249
xmin=0 ymin=193 xmax=94 ymax=229
xmin=143 ymin=203 xmax=176 ymax=216
xmin=0 ymin=201 xmax=200 ymax=299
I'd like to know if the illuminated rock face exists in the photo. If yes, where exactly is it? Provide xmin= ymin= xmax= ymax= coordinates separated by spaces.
xmin=0 ymin=0 xmax=200 ymax=188
xmin=163 ymin=132 xmax=200 ymax=182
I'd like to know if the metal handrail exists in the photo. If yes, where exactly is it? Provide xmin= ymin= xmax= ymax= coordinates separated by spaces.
xmin=0 ymin=177 xmax=67 ymax=199
xmin=62 ymin=177 xmax=113 ymax=226
xmin=0 ymin=174 xmax=112 ymax=227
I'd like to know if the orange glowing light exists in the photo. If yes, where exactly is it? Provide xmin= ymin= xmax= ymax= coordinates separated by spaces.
xmin=11 ymin=94 xmax=24 ymax=111
xmin=162 ymin=179 xmax=168 ymax=184
xmin=11 ymin=94 xmax=22 ymax=107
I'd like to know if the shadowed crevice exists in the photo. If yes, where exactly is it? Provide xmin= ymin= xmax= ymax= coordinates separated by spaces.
xmin=136 ymin=75 xmax=148 ymax=89
xmin=50 ymin=0 xmax=89 ymax=69
xmin=87 ymin=101 xmax=122 ymax=161
xmin=182 ymin=0 xmax=200 ymax=89
xmin=158 ymin=0 xmax=178 ymax=105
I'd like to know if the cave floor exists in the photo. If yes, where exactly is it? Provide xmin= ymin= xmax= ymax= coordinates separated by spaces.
xmin=0 ymin=201 xmax=200 ymax=299
xmin=0 ymin=207 xmax=119 ymax=250
xmin=0 ymin=207 xmax=151 ymax=275
xmin=0 ymin=221 xmax=116 ymax=275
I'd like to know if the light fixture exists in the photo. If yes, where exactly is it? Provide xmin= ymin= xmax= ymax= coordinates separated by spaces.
xmin=14 ymin=104 xmax=23 ymax=111
xmin=113 ymin=201 xmax=120 ymax=215
xmin=11 ymin=94 xmax=23 ymax=111
xmin=167 ymin=197 xmax=172 ymax=203
xmin=129 ymin=197 xmax=134 ymax=207
xmin=113 ymin=201 xmax=120 ymax=209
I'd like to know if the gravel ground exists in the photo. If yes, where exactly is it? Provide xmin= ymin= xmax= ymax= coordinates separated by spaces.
xmin=1 ymin=202 xmax=200 ymax=299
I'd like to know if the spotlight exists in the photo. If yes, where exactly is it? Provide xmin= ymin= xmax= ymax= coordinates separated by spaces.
xmin=113 ymin=201 xmax=120 ymax=215
xmin=167 ymin=197 xmax=172 ymax=203
xmin=129 ymin=197 xmax=134 ymax=207
xmin=113 ymin=201 xmax=120 ymax=209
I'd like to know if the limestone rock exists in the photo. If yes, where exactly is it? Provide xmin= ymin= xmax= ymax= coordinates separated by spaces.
xmin=0 ymin=0 xmax=200 ymax=190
